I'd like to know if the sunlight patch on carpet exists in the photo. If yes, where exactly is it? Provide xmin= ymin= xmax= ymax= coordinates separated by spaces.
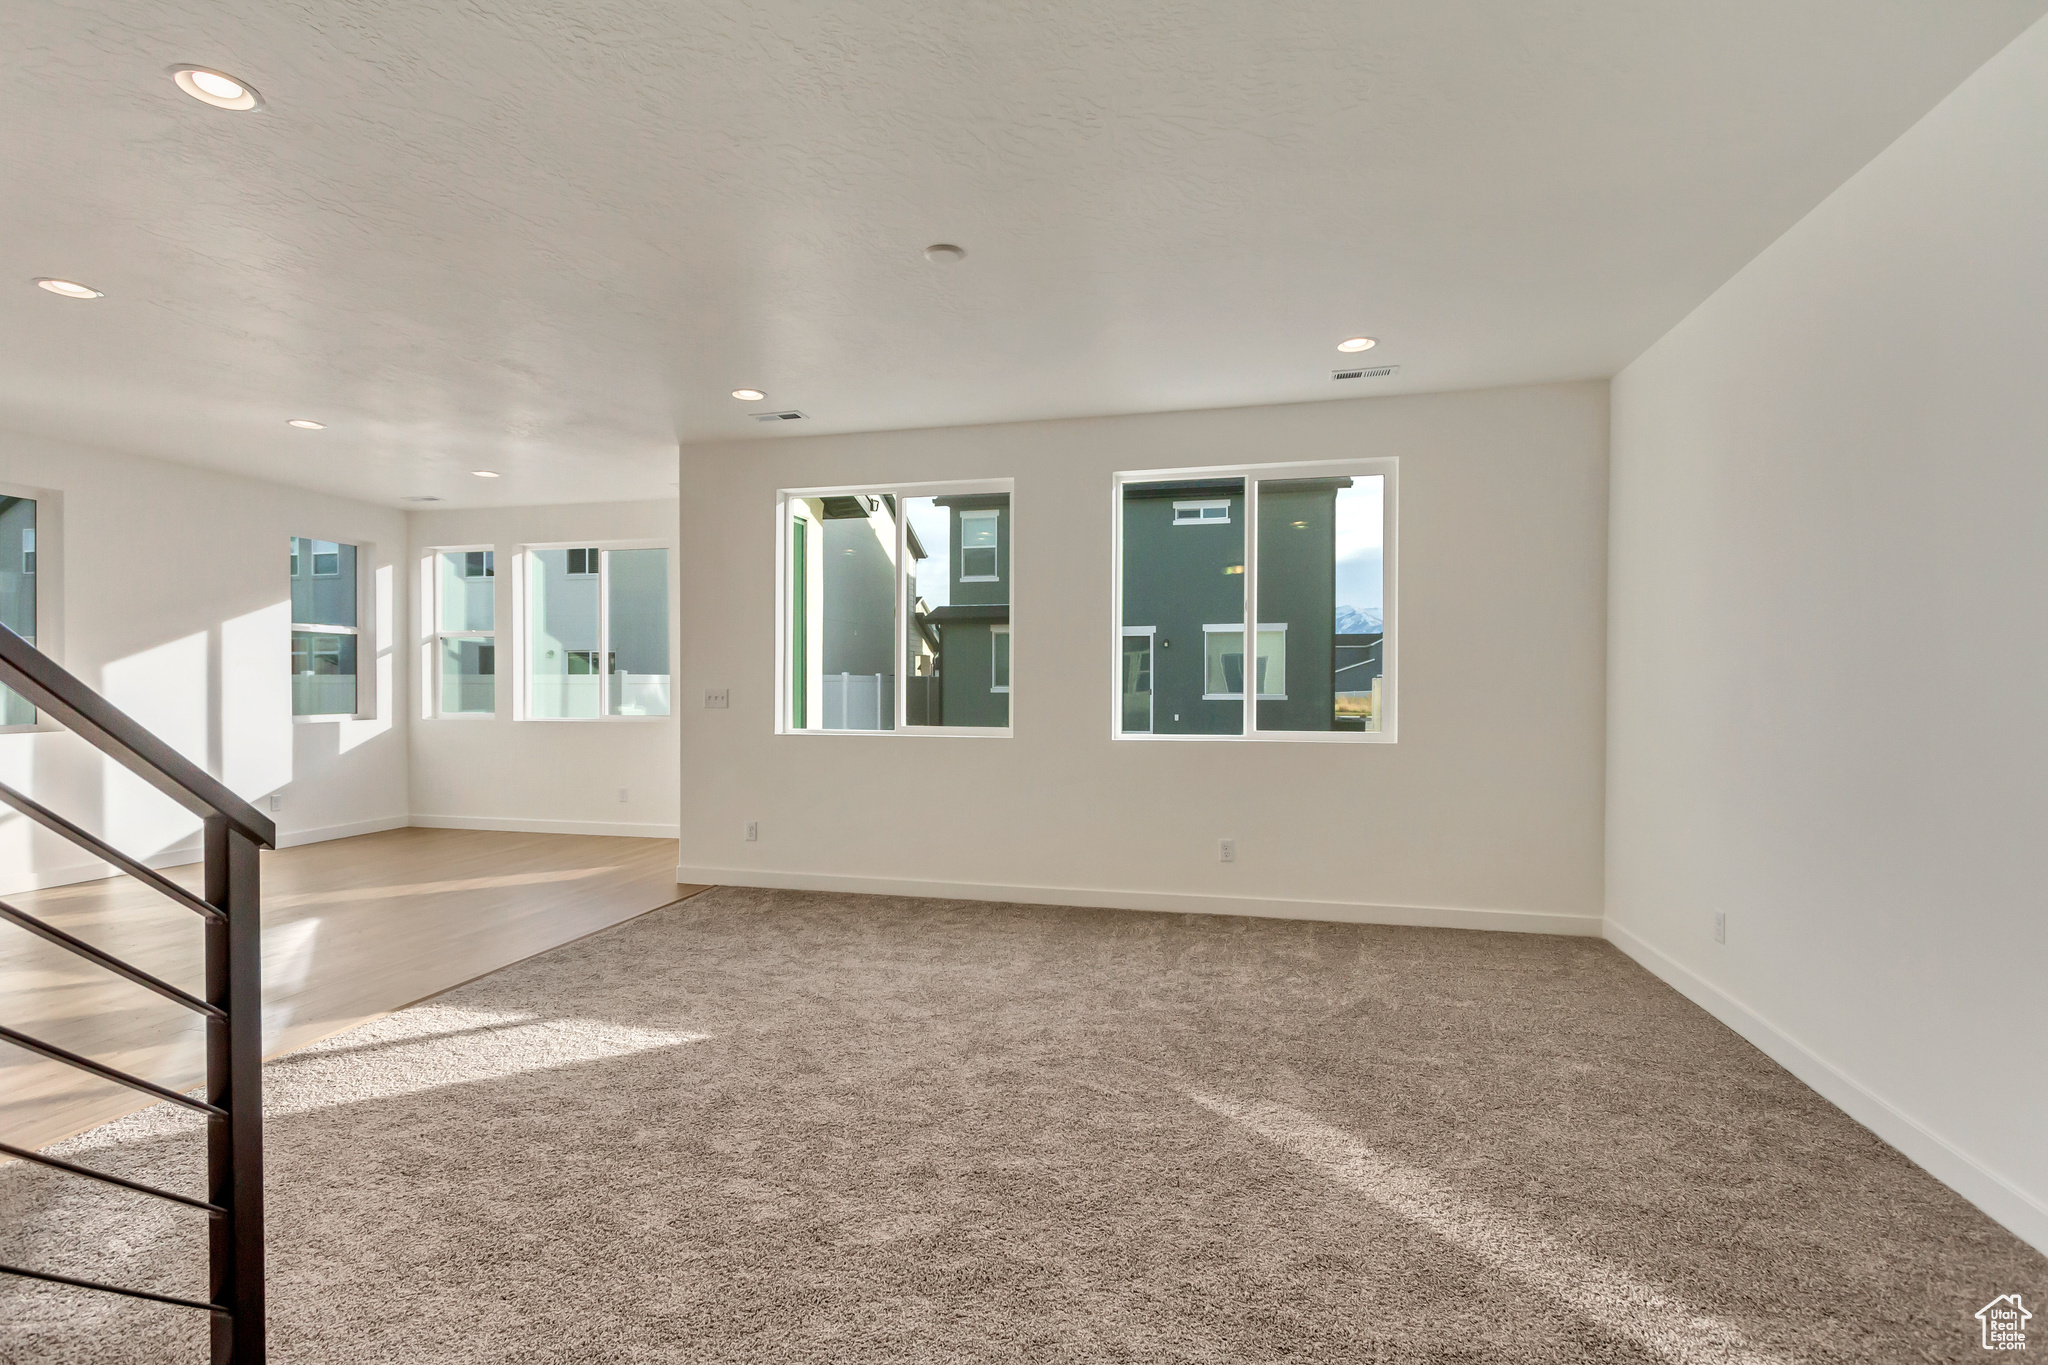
xmin=1187 ymin=1090 xmax=1788 ymax=1365
xmin=260 ymin=1005 xmax=710 ymax=1115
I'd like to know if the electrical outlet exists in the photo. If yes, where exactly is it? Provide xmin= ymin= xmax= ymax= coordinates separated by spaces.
xmin=744 ymin=821 xmax=759 ymax=843
xmin=1219 ymin=838 xmax=1235 ymax=863
xmin=617 ymin=787 xmax=628 ymax=804
xmin=268 ymin=793 xmax=282 ymax=813
xmin=704 ymin=689 xmax=730 ymax=709
xmin=1713 ymin=910 xmax=1726 ymax=944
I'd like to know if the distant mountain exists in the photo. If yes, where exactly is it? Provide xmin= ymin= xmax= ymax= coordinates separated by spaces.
xmin=1335 ymin=605 xmax=1382 ymax=634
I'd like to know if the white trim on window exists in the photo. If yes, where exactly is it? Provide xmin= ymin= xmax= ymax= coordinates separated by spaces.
xmin=1172 ymin=499 xmax=1232 ymax=526
xmin=959 ymin=508 xmax=1001 ymax=583
xmin=775 ymin=478 xmax=1015 ymax=739
xmin=0 ymin=483 xmax=60 ymax=734
xmin=426 ymin=544 xmax=498 ymax=720
xmin=990 ymin=624 xmax=1011 ymax=694
xmin=1198 ymin=622 xmax=1287 ymax=700
xmin=1111 ymin=459 xmax=1397 ymax=744
xmin=289 ymin=534 xmax=368 ymax=722
xmin=515 ymin=539 xmax=674 ymax=723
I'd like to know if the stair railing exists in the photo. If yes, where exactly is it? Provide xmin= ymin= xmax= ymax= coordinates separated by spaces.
xmin=0 ymin=622 xmax=275 ymax=1363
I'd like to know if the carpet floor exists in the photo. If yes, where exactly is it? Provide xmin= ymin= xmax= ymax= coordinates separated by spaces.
xmin=2 ymin=888 xmax=2040 ymax=1363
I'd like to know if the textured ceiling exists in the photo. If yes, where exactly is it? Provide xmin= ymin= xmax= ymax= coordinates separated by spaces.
xmin=2 ymin=1 xmax=2042 ymax=507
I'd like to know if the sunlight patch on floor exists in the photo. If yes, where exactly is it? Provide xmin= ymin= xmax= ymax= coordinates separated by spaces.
xmin=261 ymin=1005 xmax=710 ymax=1116
xmin=1187 ymin=1090 xmax=1788 ymax=1365
xmin=262 ymin=866 xmax=620 ymax=909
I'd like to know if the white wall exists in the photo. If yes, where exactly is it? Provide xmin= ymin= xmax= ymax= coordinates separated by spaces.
xmin=407 ymin=500 xmax=681 ymax=837
xmin=1607 ymin=18 xmax=2048 ymax=1253
xmin=0 ymin=430 xmax=409 ymax=892
xmin=678 ymin=382 xmax=1609 ymax=933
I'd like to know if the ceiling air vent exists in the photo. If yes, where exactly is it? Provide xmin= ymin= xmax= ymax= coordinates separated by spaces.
xmin=401 ymin=495 xmax=444 ymax=503
xmin=752 ymin=409 xmax=807 ymax=423
xmin=1333 ymin=364 xmax=1400 ymax=381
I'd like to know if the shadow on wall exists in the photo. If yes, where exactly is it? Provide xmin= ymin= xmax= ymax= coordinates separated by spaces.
xmin=0 ymin=565 xmax=396 ymax=895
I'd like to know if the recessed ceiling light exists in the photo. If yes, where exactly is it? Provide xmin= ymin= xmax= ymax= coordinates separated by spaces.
xmin=924 ymin=244 xmax=966 ymax=263
xmin=731 ymin=389 xmax=766 ymax=401
xmin=471 ymin=470 xmax=500 ymax=479
xmin=287 ymin=419 xmax=325 ymax=429
xmin=35 ymin=278 xmax=103 ymax=299
xmin=1337 ymin=337 xmax=1377 ymax=353
xmin=170 ymin=65 xmax=263 ymax=111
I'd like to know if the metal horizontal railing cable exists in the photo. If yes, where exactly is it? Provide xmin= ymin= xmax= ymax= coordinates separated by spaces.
xmin=0 ymin=622 xmax=275 ymax=1362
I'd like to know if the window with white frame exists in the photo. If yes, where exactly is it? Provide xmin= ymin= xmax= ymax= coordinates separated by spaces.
xmin=991 ymin=625 xmax=1010 ymax=694
xmin=432 ymin=548 xmax=496 ymax=715
xmin=0 ymin=495 xmax=40 ymax=728
xmin=1172 ymin=499 xmax=1232 ymax=526
xmin=782 ymin=482 xmax=1012 ymax=734
xmin=526 ymin=544 xmax=670 ymax=718
xmin=1116 ymin=461 xmax=1394 ymax=740
xmin=290 ymin=536 xmax=360 ymax=718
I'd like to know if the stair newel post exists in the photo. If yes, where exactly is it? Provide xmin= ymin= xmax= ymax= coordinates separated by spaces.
xmin=204 ymin=814 xmax=266 ymax=1362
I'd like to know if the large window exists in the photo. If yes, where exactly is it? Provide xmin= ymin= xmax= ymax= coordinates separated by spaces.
xmin=781 ymin=482 xmax=1012 ymax=734
xmin=1115 ymin=461 xmax=1394 ymax=741
xmin=525 ymin=545 xmax=670 ymax=719
xmin=0 ymin=495 xmax=37 ymax=728
xmin=432 ymin=548 xmax=496 ymax=715
xmin=290 ymin=536 xmax=359 ymax=718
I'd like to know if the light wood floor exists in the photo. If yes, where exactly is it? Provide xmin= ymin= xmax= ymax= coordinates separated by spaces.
xmin=2 ymin=827 xmax=706 ymax=1152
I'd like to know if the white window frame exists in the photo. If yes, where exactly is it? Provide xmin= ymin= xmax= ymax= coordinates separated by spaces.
xmin=1118 ymin=626 xmax=1156 ymax=735
xmin=290 ymin=534 xmax=371 ymax=723
xmin=1172 ymin=499 xmax=1232 ymax=526
xmin=958 ymin=508 xmax=1001 ymax=583
xmin=990 ymin=624 xmax=1011 ymax=694
xmin=775 ymin=478 xmax=1014 ymax=739
xmin=514 ymin=538 xmax=673 ymax=723
xmin=1199 ymin=622 xmax=1288 ymax=700
xmin=1111 ymin=458 xmax=1397 ymax=743
xmin=0 ymin=482 xmax=63 ymax=735
xmin=425 ymin=545 xmax=498 ymax=720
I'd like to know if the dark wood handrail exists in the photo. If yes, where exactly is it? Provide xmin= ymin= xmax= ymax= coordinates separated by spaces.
xmin=0 ymin=623 xmax=276 ymax=848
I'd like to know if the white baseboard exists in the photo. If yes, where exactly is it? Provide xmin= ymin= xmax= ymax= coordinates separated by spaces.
xmin=415 ymin=815 xmax=682 ymax=839
xmin=275 ymin=814 xmax=411 ymax=849
xmin=672 ymin=865 xmax=1602 ymax=936
xmin=1603 ymin=919 xmax=2047 ymax=1256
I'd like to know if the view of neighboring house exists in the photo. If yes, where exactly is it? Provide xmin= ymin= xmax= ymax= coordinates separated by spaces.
xmin=788 ymin=494 xmax=901 ymax=730
xmin=909 ymin=493 xmax=1010 ymax=728
xmin=530 ymin=546 xmax=672 ymax=718
xmin=786 ymin=491 xmax=1012 ymax=731
xmin=288 ymin=536 xmax=359 ymax=718
xmin=1119 ymin=477 xmax=1382 ymax=735
xmin=0 ymin=495 xmax=34 ymax=726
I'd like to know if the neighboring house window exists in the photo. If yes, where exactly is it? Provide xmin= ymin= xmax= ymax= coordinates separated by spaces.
xmin=990 ymin=626 xmax=1010 ymax=693
xmin=782 ymin=482 xmax=1013 ymax=734
xmin=433 ymin=547 xmax=496 ymax=716
xmin=1115 ymin=461 xmax=1395 ymax=741
xmin=1201 ymin=623 xmax=1288 ymax=699
xmin=0 ymin=496 xmax=39 ymax=729
xmin=1172 ymin=500 xmax=1231 ymax=526
xmin=526 ymin=544 xmax=671 ymax=719
xmin=289 ymin=536 xmax=360 ymax=718
xmin=959 ymin=509 xmax=1000 ymax=581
